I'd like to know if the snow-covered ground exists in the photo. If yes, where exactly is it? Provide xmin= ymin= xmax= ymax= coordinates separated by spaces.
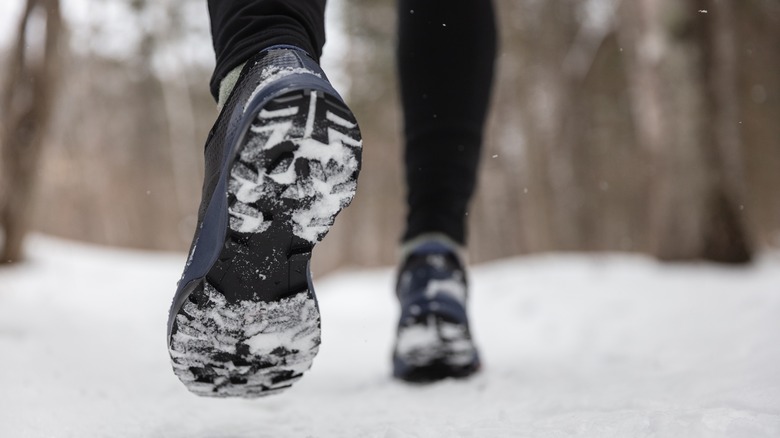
xmin=0 ymin=236 xmax=778 ymax=437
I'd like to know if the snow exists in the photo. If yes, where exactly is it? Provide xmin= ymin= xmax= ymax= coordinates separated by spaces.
xmin=425 ymin=278 xmax=466 ymax=303
xmin=231 ymin=90 xmax=361 ymax=243
xmin=395 ymin=316 xmax=476 ymax=367
xmin=1 ymin=235 xmax=779 ymax=437
xmin=243 ymin=65 xmax=322 ymax=114
xmin=170 ymin=284 xmax=321 ymax=398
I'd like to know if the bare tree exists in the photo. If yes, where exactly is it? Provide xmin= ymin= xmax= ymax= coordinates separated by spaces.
xmin=618 ymin=0 xmax=752 ymax=263
xmin=9 ymin=0 xmax=778 ymax=271
xmin=0 ymin=0 xmax=64 ymax=263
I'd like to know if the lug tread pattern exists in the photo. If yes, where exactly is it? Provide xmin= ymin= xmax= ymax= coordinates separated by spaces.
xmin=169 ymin=87 xmax=362 ymax=397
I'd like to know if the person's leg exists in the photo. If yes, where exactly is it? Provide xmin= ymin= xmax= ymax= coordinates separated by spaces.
xmin=398 ymin=0 xmax=497 ymax=246
xmin=208 ymin=0 xmax=327 ymax=100
xmin=168 ymin=1 xmax=362 ymax=398
xmin=393 ymin=0 xmax=497 ymax=382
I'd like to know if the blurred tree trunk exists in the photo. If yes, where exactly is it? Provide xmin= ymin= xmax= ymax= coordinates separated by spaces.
xmin=619 ymin=0 xmax=752 ymax=263
xmin=0 ymin=0 xmax=63 ymax=263
xmin=736 ymin=1 xmax=780 ymax=248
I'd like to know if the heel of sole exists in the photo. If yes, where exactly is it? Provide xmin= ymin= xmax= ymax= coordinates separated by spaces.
xmin=169 ymin=282 xmax=320 ymax=398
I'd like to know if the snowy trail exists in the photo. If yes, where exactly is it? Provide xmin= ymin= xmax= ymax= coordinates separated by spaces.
xmin=1 ymin=236 xmax=779 ymax=437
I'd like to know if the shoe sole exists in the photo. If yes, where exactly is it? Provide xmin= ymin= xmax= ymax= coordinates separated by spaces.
xmin=169 ymin=87 xmax=361 ymax=397
xmin=392 ymin=313 xmax=481 ymax=383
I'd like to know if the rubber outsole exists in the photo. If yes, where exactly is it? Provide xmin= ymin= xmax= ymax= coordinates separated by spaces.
xmin=393 ymin=360 xmax=481 ymax=384
xmin=169 ymin=87 xmax=361 ymax=397
xmin=392 ymin=313 xmax=481 ymax=383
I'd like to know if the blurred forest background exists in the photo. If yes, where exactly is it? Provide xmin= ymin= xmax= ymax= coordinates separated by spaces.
xmin=1 ymin=0 xmax=779 ymax=274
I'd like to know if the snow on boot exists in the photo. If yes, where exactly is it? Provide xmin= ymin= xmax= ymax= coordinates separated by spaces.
xmin=392 ymin=240 xmax=481 ymax=382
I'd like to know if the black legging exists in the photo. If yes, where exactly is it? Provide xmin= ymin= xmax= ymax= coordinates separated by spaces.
xmin=208 ymin=0 xmax=497 ymax=245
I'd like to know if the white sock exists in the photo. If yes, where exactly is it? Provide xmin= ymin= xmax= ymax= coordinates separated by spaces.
xmin=217 ymin=62 xmax=247 ymax=111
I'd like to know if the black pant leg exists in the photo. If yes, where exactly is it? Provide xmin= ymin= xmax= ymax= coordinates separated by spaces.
xmin=208 ymin=0 xmax=327 ymax=99
xmin=397 ymin=0 xmax=497 ymax=245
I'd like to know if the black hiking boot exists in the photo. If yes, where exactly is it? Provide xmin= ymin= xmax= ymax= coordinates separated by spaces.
xmin=392 ymin=240 xmax=481 ymax=382
xmin=167 ymin=46 xmax=362 ymax=398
